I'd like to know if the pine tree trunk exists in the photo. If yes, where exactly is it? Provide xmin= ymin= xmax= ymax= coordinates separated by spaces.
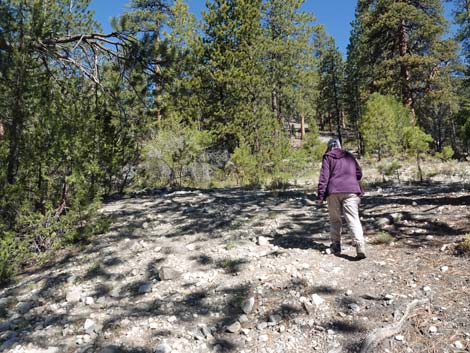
xmin=156 ymin=63 xmax=162 ymax=126
xmin=417 ymin=153 xmax=423 ymax=182
xmin=300 ymin=113 xmax=305 ymax=140
xmin=399 ymin=18 xmax=413 ymax=112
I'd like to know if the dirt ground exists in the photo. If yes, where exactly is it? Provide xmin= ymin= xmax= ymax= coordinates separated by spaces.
xmin=0 ymin=168 xmax=469 ymax=353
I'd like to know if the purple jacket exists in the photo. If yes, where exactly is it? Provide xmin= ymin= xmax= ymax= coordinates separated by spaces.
xmin=317 ymin=149 xmax=363 ymax=202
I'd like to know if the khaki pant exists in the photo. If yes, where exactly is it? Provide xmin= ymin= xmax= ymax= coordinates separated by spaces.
xmin=327 ymin=193 xmax=364 ymax=246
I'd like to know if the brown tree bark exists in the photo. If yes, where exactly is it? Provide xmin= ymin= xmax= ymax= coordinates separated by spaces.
xmin=399 ymin=18 xmax=413 ymax=113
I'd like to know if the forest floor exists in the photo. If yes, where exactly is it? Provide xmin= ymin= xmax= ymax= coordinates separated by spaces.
xmin=1 ymin=162 xmax=470 ymax=353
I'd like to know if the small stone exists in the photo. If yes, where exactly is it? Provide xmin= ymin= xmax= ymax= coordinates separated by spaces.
xmin=259 ymin=335 xmax=269 ymax=342
xmin=327 ymin=329 xmax=335 ymax=335
xmin=110 ymin=287 xmax=121 ymax=298
xmin=311 ymin=294 xmax=325 ymax=306
xmin=395 ymin=335 xmax=405 ymax=341
xmin=345 ymin=290 xmax=353 ymax=296
xmin=440 ymin=266 xmax=449 ymax=273
xmin=412 ymin=201 xmax=418 ymax=206
xmin=257 ymin=322 xmax=268 ymax=330
xmin=376 ymin=217 xmax=391 ymax=228
xmin=138 ymin=282 xmax=153 ymax=294
xmin=226 ymin=321 xmax=241 ymax=333
xmin=155 ymin=343 xmax=171 ymax=353
xmin=239 ymin=314 xmax=249 ymax=323
xmin=426 ymin=235 xmax=434 ymax=241
xmin=85 ymin=297 xmax=94 ymax=305
xmin=18 ymin=302 xmax=34 ymax=315
xmin=143 ymin=222 xmax=149 ymax=229
xmin=258 ymin=236 xmax=269 ymax=246
xmin=186 ymin=243 xmax=196 ymax=251
xmin=348 ymin=303 xmax=360 ymax=312
xmin=422 ymin=286 xmax=432 ymax=292
xmin=303 ymin=302 xmax=314 ymax=315
xmin=158 ymin=267 xmax=181 ymax=281
xmin=325 ymin=248 xmax=332 ymax=255
xmin=269 ymin=314 xmax=282 ymax=324
xmin=454 ymin=341 xmax=464 ymax=349
xmin=66 ymin=287 xmax=82 ymax=303
xmin=384 ymin=294 xmax=394 ymax=301
xmin=241 ymin=297 xmax=255 ymax=314
xmin=429 ymin=326 xmax=438 ymax=334
xmin=84 ymin=319 xmax=96 ymax=335
xmin=199 ymin=325 xmax=213 ymax=339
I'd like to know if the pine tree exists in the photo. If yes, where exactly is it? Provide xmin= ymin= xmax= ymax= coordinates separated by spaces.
xmin=357 ymin=0 xmax=455 ymax=114
xmin=261 ymin=0 xmax=319 ymax=134
xmin=451 ymin=0 xmax=470 ymax=66
xmin=316 ymin=32 xmax=344 ymax=142
xmin=200 ymin=0 xmax=268 ymax=151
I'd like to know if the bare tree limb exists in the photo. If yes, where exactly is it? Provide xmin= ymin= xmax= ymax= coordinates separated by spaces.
xmin=359 ymin=298 xmax=430 ymax=353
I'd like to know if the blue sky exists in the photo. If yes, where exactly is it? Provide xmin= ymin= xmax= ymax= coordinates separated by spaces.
xmin=89 ymin=0 xmax=455 ymax=55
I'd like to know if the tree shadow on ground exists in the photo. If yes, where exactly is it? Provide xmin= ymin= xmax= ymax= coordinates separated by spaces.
xmin=2 ymin=183 xmax=468 ymax=352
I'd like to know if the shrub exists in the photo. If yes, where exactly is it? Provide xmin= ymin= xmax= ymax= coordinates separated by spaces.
xmin=372 ymin=231 xmax=394 ymax=245
xmin=0 ymin=231 xmax=26 ymax=284
xmin=377 ymin=160 xmax=402 ymax=182
xmin=143 ymin=127 xmax=213 ymax=187
xmin=360 ymin=93 xmax=413 ymax=160
xmin=435 ymin=146 xmax=454 ymax=161
xmin=455 ymin=234 xmax=470 ymax=256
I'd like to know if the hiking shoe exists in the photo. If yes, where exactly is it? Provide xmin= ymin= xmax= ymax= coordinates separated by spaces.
xmin=330 ymin=242 xmax=341 ymax=255
xmin=356 ymin=243 xmax=366 ymax=259
xmin=356 ymin=252 xmax=367 ymax=260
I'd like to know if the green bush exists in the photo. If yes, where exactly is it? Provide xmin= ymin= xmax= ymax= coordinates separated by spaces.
xmin=360 ymin=93 xmax=413 ymax=160
xmin=435 ymin=146 xmax=454 ymax=161
xmin=373 ymin=231 xmax=394 ymax=245
xmin=143 ymin=126 xmax=213 ymax=187
xmin=377 ymin=160 xmax=402 ymax=182
xmin=227 ymin=140 xmax=260 ymax=186
xmin=0 ymin=231 xmax=26 ymax=284
xmin=455 ymin=234 xmax=470 ymax=256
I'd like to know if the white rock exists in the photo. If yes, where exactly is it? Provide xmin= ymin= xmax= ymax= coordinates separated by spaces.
xmin=429 ymin=326 xmax=438 ymax=334
xmin=440 ymin=266 xmax=449 ymax=273
xmin=226 ymin=321 xmax=241 ymax=333
xmin=258 ymin=236 xmax=269 ymax=246
xmin=84 ymin=319 xmax=96 ymax=334
xmin=311 ymin=294 xmax=325 ymax=306
xmin=155 ymin=343 xmax=171 ymax=353
xmin=85 ymin=297 xmax=94 ymax=305
xmin=395 ymin=335 xmax=405 ymax=341
xmin=259 ymin=335 xmax=269 ymax=342
xmin=345 ymin=290 xmax=353 ymax=296
xmin=454 ymin=341 xmax=464 ymax=349
xmin=66 ymin=287 xmax=82 ymax=303
xmin=241 ymin=297 xmax=255 ymax=314
xmin=422 ymin=286 xmax=432 ymax=292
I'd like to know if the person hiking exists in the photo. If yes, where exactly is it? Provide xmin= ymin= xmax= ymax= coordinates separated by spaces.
xmin=317 ymin=139 xmax=366 ymax=259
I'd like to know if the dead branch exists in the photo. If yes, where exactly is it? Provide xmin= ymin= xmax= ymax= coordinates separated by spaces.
xmin=359 ymin=298 xmax=429 ymax=353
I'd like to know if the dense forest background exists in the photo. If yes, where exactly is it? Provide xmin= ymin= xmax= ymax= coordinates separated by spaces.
xmin=1 ymin=0 xmax=470 ymax=282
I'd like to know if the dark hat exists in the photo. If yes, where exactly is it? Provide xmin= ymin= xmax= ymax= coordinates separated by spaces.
xmin=327 ymin=139 xmax=341 ymax=151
